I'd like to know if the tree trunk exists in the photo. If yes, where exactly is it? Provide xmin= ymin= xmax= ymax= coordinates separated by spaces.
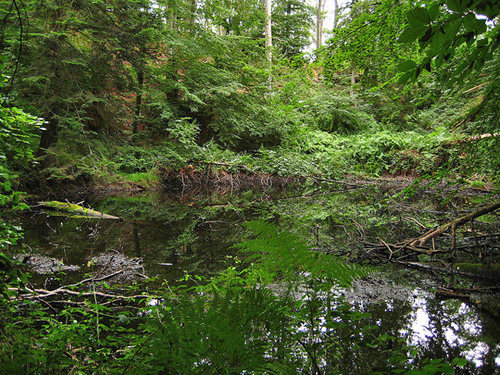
xmin=350 ymin=68 xmax=356 ymax=96
xmin=132 ymin=68 xmax=144 ymax=134
xmin=37 ymin=111 xmax=59 ymax=156
xmin=264 ymin=0 xmax=272 ymax=64
xmin=316 ymin=0 xmax=325 ymax=49
xmin=333 ymin=0 xmax=340 ymax=30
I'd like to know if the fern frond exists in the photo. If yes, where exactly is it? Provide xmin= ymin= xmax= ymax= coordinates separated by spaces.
xmin=236 ymin=220 xmax=367 ymax=287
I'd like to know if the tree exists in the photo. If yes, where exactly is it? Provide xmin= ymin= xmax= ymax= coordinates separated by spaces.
xmin=0 ymin=0 xmax=165 ymax=153
xmin=323 ymin=0 xmax=421 ymax=88
xmin=397 ymin=0 xmax=500 ymax=86
xmin=272 ymin=0 xmax=315 ymax=58
xmin=397 ymin=1 xmax=500 ymax=177
xmin=264 ymin=0 xmax=272 ymax=63
xmin=316 ymin=0 xmax=325 ymax=49
xmin=202 ymin=0 xmax=264 ymax=37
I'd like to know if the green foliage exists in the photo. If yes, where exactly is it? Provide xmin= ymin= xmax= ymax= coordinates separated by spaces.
xmin=301 ymin=92 xmax=378 ymax=134
xmin=0 ymin=285 xmax=141 ymax=374
xmin=0 ymin=81 xmax=40 ymax=296
xmin=0 ymin=105 xmax=41 ymax=171
xmin=252 ymin=125 xmax=456 ymax=179
xmin=201 ymin=0 xmax=265 ymax=37
xmin=121 ymin=172 xmax=161 ymax=187
xmin=237 ymin=220 xmax=366 ymax=286
xmin=147 ymin=30 xmax=287 ymax=151
xmin=324 ymin=0 xmax=421 ymax=87
xmin=272 ymin=0 xmax=315 ymax=58
xmin=129 ymin=286 xmax=289 ymax=374
xmin=115 ymin=144 xmax=185 ymax=174
xmin=398 ymin=0 xmax=500 ymax=86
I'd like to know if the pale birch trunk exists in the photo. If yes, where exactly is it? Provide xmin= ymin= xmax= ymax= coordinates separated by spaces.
xmin=316 ymin=0 xmax=325 ymax=49
xmin=264 ymin=0 xmax=272 ymax=64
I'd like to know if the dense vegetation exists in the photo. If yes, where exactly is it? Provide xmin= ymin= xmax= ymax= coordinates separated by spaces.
xmin=0 ymin=0 xmax=499 ymax=373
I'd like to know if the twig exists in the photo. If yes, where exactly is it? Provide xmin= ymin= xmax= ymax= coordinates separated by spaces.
xmin=68 ymin=270 xmax=124 ymax=288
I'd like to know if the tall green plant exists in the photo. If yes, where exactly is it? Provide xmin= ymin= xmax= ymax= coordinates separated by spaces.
xmin=0 ymin=72 xmax=40 ymax=296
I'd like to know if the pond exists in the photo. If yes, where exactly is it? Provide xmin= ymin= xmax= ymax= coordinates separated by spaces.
xmin=14 ymin=179 xmax=500 ymax=373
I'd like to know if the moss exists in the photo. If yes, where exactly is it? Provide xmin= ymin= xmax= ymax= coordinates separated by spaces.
xmin=38 ymin=201 xmax=120 ymax=220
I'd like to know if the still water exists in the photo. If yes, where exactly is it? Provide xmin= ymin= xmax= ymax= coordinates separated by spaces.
xmin=16 ymin=181 xmax=500 ymax=373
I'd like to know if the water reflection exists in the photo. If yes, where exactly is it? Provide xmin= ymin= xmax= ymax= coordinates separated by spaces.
xmin=14 ymin=183 xmax=500 ymax=372
xmin=361 ymin=289 xmax=500 ymax=373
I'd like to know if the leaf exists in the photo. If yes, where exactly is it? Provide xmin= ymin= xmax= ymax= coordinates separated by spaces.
xmin=428 ymin=4 xmax=440 ymax=21
xmin=452 ymin=357 xmax=468 ymax=367
xmin=443 ymin=17 xmax=463 ymax=39
xmin=407 ymin=7 xmax=430 ymax=27
xmin=430 ymin=28 xmax=448 ymax=54
xmin=397 ymin=60 xmax=417 ymax=72
xmin=399 ymin=25 xmax=428 ymax=43
xmin=435 ymin=53 xmax=445 ymax=68
xmin=398 ymin=70 xmax=416 ymax=84
xmin=476 ymin=38 xmax=489 ymax=48
xmin=419 ymin=27 xmax=434 ymax=44
xmin=445 ymin=0 xmax=464 ymax=12
xmin=463 ymin=13 xmax=477 ymax=33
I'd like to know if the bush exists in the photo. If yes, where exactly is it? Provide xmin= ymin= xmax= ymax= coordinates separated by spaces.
xmin=301 ymin=92 xmax=379 ymax=134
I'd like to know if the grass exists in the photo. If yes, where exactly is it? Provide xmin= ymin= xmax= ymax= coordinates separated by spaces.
xmin=120 ymin=171 xmax=162 ymax=188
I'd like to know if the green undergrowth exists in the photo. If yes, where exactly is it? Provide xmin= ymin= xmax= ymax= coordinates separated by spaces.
xmin=254 ymin=127 xmax=458 ymax=179
xmin=31 ymin=83 xmax=497 ymax=188
xmin=118 ymin=172 xmax=162 ymax=188
xmin=0 ymin=221 xmax=469 ymax=374
xmin=36 ymin=125 xmax=464 ymax=187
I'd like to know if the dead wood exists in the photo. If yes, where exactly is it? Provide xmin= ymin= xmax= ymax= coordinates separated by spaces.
xmin=8 ymin=270 xmax=155 ymax=308
xmin=364 ymin=241 xmax=444 ymax=256
xmin=9 ymin=285 xmax=152 ymax=304
xmin=409 ymin=200 xmax=500 ymax=250
xmin=436 ymin=288 xmax=472 ymax=299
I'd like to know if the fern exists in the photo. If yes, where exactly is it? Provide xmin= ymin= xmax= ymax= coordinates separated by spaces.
xmin=236 ymin=220 xmax=367 ymax=288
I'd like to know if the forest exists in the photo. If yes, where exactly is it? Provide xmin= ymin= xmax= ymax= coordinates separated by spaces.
xmin=1 ymin=0 xmax=500 ymax=373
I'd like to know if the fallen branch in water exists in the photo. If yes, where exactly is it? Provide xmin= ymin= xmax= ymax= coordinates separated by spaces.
xmin=9 ymin=285 xmax=152 ymax=303
xmin=34 ymin=201 xmax=121 ymax=220
xmin=67 ymin=270 xmax=124 ymax=288
xmin=409 ymin=200 xmax=500 ymax=251
xmin=8 ymin=270 xmax=155 ymax=308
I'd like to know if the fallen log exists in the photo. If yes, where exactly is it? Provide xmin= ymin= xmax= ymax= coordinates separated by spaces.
xmin=409 ymin=200 xmax=500 ymax=250
xmin=36 ymin=201 xmax=121 ymax=220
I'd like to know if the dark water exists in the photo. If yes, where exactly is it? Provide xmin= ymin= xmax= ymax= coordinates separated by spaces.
xmin=14 ymin=182 xmax=500 ymax=373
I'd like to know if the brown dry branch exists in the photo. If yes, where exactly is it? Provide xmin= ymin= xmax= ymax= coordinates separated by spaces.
xmin=8 ymin=270 xmax=155 ymax=309
xmin=9 ymin=285 xmax=152 ymax=305
xmin=10 ymin=285 xmax=151 ymax=301
xmin=308 ymin=176 xmax=365 ymax=188
xmin=159 ymin=163 xmax=297 ymax=190
xmin=436 ymin=286 xmax=500 ymax=304
xmin=409 ymin=200 xmax=500 ymax=251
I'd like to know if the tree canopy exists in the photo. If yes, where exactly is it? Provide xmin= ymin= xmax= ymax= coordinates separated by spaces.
xmin=1 ymin=0 xmax=500 ymax=372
